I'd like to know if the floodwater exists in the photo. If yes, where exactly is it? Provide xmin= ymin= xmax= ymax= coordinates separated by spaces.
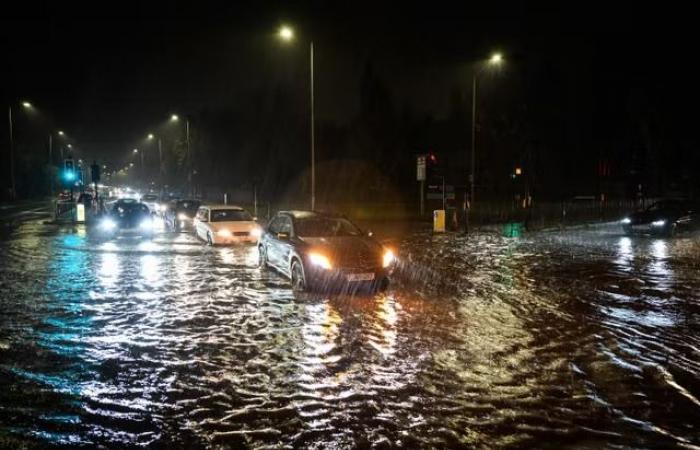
xmin=0 ymin=215 xmax=699 ymax=449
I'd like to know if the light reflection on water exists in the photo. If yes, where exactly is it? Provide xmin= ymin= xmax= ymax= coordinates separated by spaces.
xmin=0 ymin=221 xmax=698 ymax=449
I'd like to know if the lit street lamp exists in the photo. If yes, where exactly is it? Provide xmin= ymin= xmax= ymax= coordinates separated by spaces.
xmin=145 ymin=133 xmax=164 ymax=188
xmin=278 ymin=24 xmax=316 ymax=210
xmin=468 ymin=52 xmax=504 ymax=230
xmin=170 ymin=114 xmax=192 ymax=194
xmin=7 ymin=101 xmax=36 ymax=200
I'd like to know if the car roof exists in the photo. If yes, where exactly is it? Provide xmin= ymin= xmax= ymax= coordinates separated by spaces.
xmin=277 ymin=210 xmax=343 ymax=220
xmin=201 ymin=204 xmax=245 ymax=210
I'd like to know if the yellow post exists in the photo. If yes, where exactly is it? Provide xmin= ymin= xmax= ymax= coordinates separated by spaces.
xmin=433 ymin=209 xmax=446 ymax=233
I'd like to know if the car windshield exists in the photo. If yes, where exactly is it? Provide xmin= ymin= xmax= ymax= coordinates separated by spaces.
xmin=646 ymin=201 xmax=684 ymax=212
xmin=113 ymin=203 xmax=149 ymax=215
xmin=295 ymin=217 xmax=362 ymax=237
xmin=176 ymin=200 xmax=200 ymax=212
xmin=211 ymin=209 xmax=252 ymax=222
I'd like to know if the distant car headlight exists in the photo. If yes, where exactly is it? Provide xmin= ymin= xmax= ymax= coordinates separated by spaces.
xmin=140 ymin=219 xmax=154 ymax=230
xmin=217 ymin=229 xmax=232 ymax=238
xmin=621 ymin=217 xmax=631 ymax=224
xmin=249 ymin=227 xmax=262 ymax=238
xmin=178 ymin=213 xmax=189 ymax=221
xmin=309 ymin=252 xmax=332 ymax=270
xmin=382 ymin=249 xmax=396 ymax=268
xmin=100 ymin=218 xmax=116 ymax=231
xmin=651 ymin=220 xmax=666 ymax=227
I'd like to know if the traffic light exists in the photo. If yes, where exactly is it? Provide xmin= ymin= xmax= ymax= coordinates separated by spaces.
xmin=426 ymin=152 xmax=440 ymax=179
xmin=63 ymin=159 xmax=75 ymax=183
xmin=91 ymin=162 xmax=101 ymax=183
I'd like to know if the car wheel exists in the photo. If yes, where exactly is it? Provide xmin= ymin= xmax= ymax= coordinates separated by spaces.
xmin=207 ymin=232 xmax=214 ymax=246
xmin=291 ymin=260 xmax=307 ymax=292
xmin=258 ymin=245 xmax=268 ymax=267
xmin=667 ymin=223 xmax=677 ymax=238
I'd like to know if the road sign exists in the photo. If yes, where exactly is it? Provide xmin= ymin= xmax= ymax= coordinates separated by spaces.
xmin=417 ymin=155 xmax=426 ymax=181
xmin=426 ymin=184 xmax=455 ymax=200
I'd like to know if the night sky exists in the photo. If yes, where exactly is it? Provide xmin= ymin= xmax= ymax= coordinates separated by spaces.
xmin=2 ymin=1 xmax=699 ymax=196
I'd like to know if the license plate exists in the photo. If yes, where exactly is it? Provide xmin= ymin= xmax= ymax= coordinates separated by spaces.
xmin=347 ymin=273 xmax=375 ymax=282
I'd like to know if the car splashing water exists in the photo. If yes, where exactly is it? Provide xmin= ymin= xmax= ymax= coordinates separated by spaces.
xmin=0 ymin=219 xmax=699 ymax=448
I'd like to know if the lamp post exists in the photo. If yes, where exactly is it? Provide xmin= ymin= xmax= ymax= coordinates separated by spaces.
xmin=278 ymin=25 xmax=316 ymax=210
xmin=7 ymin=101 xmax=33 ymax=200
xmin=170 ymin=114 xmax=191 ymax=195
xmin=467 ymin=52 xmax=504 ymax=231
xmin=147 ymin=133 xmax=164 ymax=189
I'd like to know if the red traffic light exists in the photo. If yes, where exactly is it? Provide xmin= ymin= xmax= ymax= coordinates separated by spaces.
xmin=429 ymin=154 xmax=437 ymax=163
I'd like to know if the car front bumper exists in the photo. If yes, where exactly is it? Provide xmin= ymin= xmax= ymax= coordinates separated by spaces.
xmin=305 ymin=265 xmax=391 ymax=292
xmin=623 ymin=223 xmax=670 ymax=236
xmin=212 ymin=234 xmax=258 ymax=245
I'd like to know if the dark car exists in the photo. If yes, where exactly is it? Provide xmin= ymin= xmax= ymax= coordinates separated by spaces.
xmin=258 ymin=211 xmax=396 ymax=292
xmin=164 ymin=199 xmax=201 ymax=231
xmin=98 ymin=199 xmax=155 ymax=235
xmin=621 ymin=200 xmax=700 ymax=236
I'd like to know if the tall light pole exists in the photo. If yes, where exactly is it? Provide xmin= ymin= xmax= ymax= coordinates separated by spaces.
xmin=7 ymin=101 xmax=33 ymax=200
xmin=278 ymin=25 xmax=316 ymax=210
xmin=148 ymin=133 xmax=164 ymax=189
xmin=468 ymin=52 xmax=504 ymax=229
xmin=170 ymin=114 xmax=191 ymax=195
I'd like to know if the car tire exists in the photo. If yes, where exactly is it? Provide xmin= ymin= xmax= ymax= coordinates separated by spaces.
xmin=258 ymin=245 xmax=268 ymax=267
xmin=291 ymin=260 xmax=307 ymax=292
xmin=667 ymin=223 xmax=677 ymax=238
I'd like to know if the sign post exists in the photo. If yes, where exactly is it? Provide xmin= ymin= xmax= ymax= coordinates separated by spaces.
xmin=417 ymin=155 xmax=426 ymax=217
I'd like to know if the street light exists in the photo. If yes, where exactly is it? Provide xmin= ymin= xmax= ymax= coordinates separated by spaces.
xmin=468 ymin=52 xmax=505 ymax=231
xmin=21 ymin=101 xmax=32 ymax=109
xmin=277 ymin=24 xmax=316 ymax=210
xmin=146 ymin=133 xmax=164 ymax=189
xmin=168 ymin=113 xmax=192 ymax=194
xmin=133 ymin=148 xmax=138 ymax=154
xmin=58 ymin=130 xmax=64 ymax=136
xmin=278 ymin=25 xmax=294 ymax=41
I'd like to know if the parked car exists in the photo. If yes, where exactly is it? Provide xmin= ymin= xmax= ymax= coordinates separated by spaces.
xmin=164 ymin=199 xmax=201 ymax=231
xmin=258 ymin=210 xmax=396 ymax=292
xmin=621 ymin=200 xmax=700 ymax=236
xmin=193 ymin=204 xmax=261 ymax=244
xmin=97 ymin=199 xmax=155 ymax=236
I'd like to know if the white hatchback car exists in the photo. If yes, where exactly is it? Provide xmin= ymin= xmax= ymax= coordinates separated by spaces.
xmin=193 ymin=204 xmax=262 ymax=245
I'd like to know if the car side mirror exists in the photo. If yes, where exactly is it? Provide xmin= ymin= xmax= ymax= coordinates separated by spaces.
xmin=277 ymin=232 xmax=290 ymax=240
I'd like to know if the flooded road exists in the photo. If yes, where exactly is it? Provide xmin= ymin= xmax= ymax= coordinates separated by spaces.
xmin=1 ymin=216 xmax=699 ymax=449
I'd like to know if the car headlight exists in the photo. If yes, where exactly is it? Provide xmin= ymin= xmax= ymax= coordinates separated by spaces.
xmin=249 ymin=227 xmax=262 ymax=238
xmin=217 ymin=229 xmax=232 ymax=238
xmin=140 ymin=219 xmax=154 ymax=230
xmin=309 ymin=252 xmax=332 ymax=270
xmin=621 ymin=217 xmax=631 ymax=224
xmin=178 ymin=213 xmax=189 ymax=221
xmin=651 ymin=220 xmax=666 ymax=227
xmin=100 ymin=218 xmax=116 ymax=231
xmin=382 ymin=249 xmax=396 ymax=268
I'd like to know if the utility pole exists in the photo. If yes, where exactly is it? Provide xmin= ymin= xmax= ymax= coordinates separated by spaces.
xmin=48 ymin=133 xmax=53 ymax=196
xmin=310 ymin=41 xmax=315 ymax=211
xmin=8 ymin=106 xmax=16 ymax=200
